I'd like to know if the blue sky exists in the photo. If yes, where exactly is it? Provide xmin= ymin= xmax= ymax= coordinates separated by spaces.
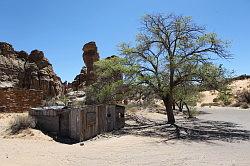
xmin=0 ymin=0 xmax=249 ymax=81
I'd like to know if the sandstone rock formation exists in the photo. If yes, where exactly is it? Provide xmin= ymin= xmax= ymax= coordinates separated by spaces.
xmin=69 ymin=42 xmax=100 ymax=90
xmin=0 ymin=42 xmax=63 ymax=99
xmin=83 ymin=42 xmax=100 ymax=85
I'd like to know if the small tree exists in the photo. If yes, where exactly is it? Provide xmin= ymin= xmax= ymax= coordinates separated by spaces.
xmin=120 ymin=14 xmax=231 ymax=124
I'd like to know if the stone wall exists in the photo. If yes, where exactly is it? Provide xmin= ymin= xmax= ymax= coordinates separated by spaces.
xmin=0 ymin=88 xmax=43 ymax=112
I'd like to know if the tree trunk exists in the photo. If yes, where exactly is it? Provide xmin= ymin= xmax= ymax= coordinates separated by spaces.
xmin=183 ymin=102 xmax=193 ymax=118
xmin=178 ymin=99 xmax=183 ymax=112
xmin=163 ymin=95 xmax=175 ymax=124
xmin=166 ymin=52 xmax=175 ymax=124
xmin=172 ymin=99 xmax=176 ymax=110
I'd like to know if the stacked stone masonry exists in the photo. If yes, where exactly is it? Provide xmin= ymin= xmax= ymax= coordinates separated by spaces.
xmin=0 ymin=88 xmax=43 ymax=112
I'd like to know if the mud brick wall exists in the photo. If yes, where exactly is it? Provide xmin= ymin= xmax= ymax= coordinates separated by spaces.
xmin=0 ymin=88 xmax=43 ymax=112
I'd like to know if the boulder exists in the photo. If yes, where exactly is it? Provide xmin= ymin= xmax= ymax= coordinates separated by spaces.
xmin=0 ymin=42 xmax=15 ymax=57
xmin=17 ymin=51 xmax=29 ymax=60
xmin=29 ymin=49 xmax=45 ymax=63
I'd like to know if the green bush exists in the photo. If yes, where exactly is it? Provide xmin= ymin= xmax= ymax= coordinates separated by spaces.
xmin=218 ymin=86 xmax=233 ymax=106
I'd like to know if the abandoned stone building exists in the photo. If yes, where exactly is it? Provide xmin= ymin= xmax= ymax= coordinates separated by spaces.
xmin=29 ymin=104 xmax=125 ymax=141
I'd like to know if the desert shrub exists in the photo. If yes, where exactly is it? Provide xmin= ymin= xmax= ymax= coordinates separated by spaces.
xmin=125 ymin=104 xmax=140 ymax=113
xmin=58 ymin=95 xmax=69 ymax=106
xmin=213 ymin=97 xmax=219 ymax=102
xmin=236 ymin=89 xmax=250 ymax=104
xmin=231 ymin=102 xmax=242 ymax=107
xmin=188 ymin=107 xmax=198 ymax=117
xmin=200 ymin=103 xmax=208 ymax=107
xmin=70 ymin=100 xmax=85 ymax=108
xmin=218 ymin=86 xmax=233 ymax=106
xmin=42 ymin=98 xmax=56 ymax=106
xmin=7 ymin=115 xmax=36 ymax=134
xmin=240 ymin=102 xmax=249 ymax=109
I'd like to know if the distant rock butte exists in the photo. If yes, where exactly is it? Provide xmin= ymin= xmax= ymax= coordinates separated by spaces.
xmin=0 ymin=42 xmax=63 ymax=99
xmin=68 ymin=42 xmax=124 ymax=92
xmin=69 ymin=42 xmax=100 ymax=90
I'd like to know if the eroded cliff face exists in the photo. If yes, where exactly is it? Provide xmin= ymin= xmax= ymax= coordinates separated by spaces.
xmin=0 ymin=42 xmax=63 ymax=99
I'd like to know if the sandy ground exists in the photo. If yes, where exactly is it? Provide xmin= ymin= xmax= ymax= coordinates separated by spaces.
xmin=230 ymin=79 xmax=250 ymax=94
xmin=198 ymin=90 xmax=219 ymax=106
xmin=1 ymin=107 xmax=250 ymax=166
xmin=197 ymin=78 xmax=250 ymax=106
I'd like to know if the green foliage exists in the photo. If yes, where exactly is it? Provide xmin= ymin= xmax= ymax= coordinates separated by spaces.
xmin=197 ymin=63 xmax=231 ymax=91
xmin=86 ymin=56 xmax=137 ymax=104
xmin=58 ymin=95 xmax=69 ymax=106
xmin=118 ymin=14 xmax=230 ymax=124
xmin=174 ymin=84 xmax=200 ymax=107
xmin=90 ymin=13 xmax=231 ymax=123
xmin=119 ymin=14 xmax=231 ymax=102
xmin=218 ymin=86 xmax=233 ymax=105
xmin=189 ymin=107 xmax=199 ymax=117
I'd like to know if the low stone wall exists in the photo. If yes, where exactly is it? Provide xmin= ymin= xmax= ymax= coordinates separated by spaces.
xmin=0 ymin=88 xmax=43 ymax=112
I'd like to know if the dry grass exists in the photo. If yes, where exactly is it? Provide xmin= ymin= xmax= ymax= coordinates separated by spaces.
xmin=236 ymin=89 xmax=250 ymax=104
xmin=7 ymin=115 xmax=36 ymax=134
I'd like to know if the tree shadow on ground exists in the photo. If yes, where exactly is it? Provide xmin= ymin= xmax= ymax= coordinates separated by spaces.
xmin=113 ymin=114 xmax=250 ymax=143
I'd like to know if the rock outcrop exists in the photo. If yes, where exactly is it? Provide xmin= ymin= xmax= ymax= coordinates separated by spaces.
xmin=0 ymin=42 xmax=63 ymax=99
xmin=69 ymin=42 xmax=100 ymax=90
xmin=83 ymin=42 xmax=100 ymax=85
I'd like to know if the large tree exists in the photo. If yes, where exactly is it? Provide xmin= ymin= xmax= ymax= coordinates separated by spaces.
xmin=120 ymin=14 xmax=231 ymax=124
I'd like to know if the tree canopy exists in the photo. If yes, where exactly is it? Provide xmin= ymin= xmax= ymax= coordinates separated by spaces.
xmin=88 ymin=13 xmax=231 ymax=124
xmin=119 ymin=13 xmax=231 ymax=124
